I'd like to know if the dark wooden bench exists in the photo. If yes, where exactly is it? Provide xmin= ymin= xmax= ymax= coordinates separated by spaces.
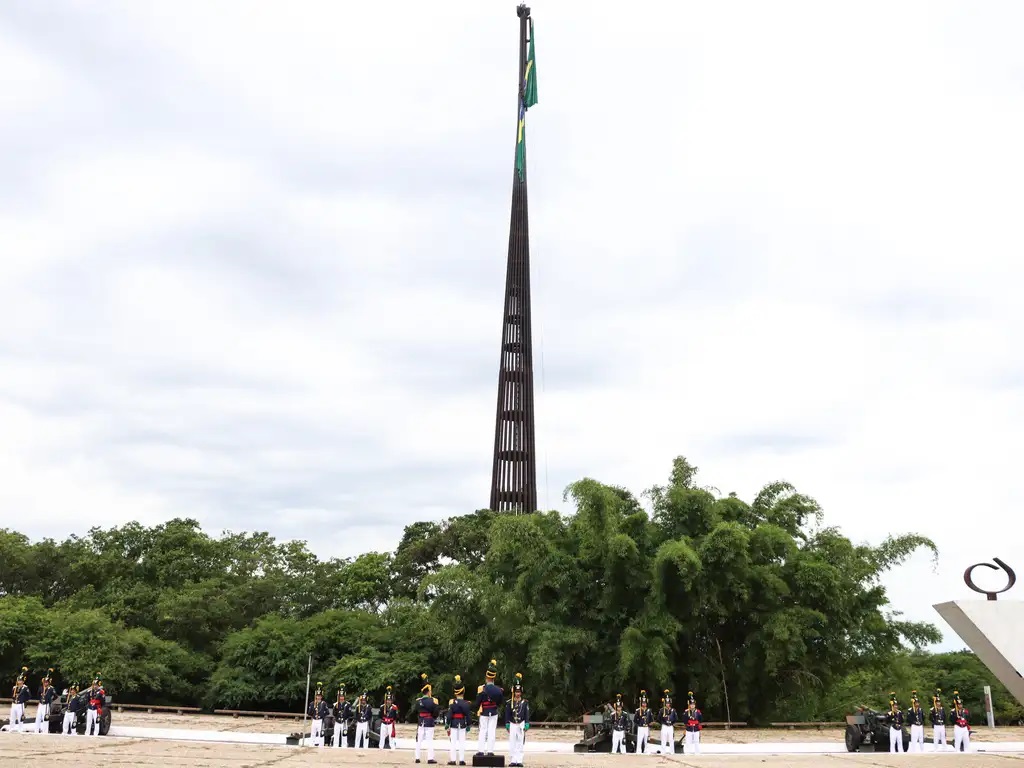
xmin=770 ymin=721 xmax=844 ymax=729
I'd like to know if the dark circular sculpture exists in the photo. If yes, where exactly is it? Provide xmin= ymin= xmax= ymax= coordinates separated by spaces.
xmin=963 ymin=557 xmax=1016 ymax=600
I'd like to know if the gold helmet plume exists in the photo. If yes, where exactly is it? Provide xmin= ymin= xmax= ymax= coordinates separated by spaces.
xmin=486 ymin=659 xmax=498 ymax=682
xmin=454 ymin=674 xmax=465 ymax=696
xmin=615 ymin=693 xmax=622 ymax=709
xmin=420 ymin=672 xmax=432 ymax=695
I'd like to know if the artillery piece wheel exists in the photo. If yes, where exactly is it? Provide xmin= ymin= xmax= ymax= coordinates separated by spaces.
xmin=844 ymin=725 xmax=863 ymax=752
xmin=99 ymin=710 xmax=112 ymax=736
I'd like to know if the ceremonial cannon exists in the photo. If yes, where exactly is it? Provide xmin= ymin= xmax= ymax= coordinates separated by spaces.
xmin=573 ymin=703 xmax=636 ymax=753
xmin=844 ymin=707 xmax=911 ymax=752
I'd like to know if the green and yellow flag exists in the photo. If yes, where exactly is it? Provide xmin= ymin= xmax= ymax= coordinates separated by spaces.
xmin=515 ymin=20 xmax=538 ymax=181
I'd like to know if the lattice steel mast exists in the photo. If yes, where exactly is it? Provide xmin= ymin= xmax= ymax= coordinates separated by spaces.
xmin=489 ymin=4 xmax=538 ymax=514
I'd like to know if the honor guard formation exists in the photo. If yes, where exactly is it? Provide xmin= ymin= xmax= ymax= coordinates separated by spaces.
xmin=883 ymin=689 xmax=974 ymax=753
xmin=6 ymin=667 xmax=106 ymax=736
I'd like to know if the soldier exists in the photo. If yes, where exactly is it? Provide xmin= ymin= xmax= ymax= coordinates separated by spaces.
xmin=610 ymin=694 xmax=629 ymax=754
xmin=952 ymin=690 xmax=971 ymax=752
xmin=888 ymin=693 xmax=904 ymax=753
xmin=416 ymin=673 xmax=439 ymax=765
xmin=930 ymin=689 xmax=947 ymax=751
xmin=380 ymin=685 xmax=399 ymax=750
xmin=504 ymin=673 xmax=529 ymax=768
xmin=905 ymin=690 xmax=925 ymax=752
xmin=683 ymin=691 xmax=703 ymax=754
xmin=33 ymin=669 xmax=57 ymax=733
xmin=473 ymin=659 xmax=504 ymax=757
xmin=307 ymin=682 xmax=329 ymax=747
xmin=62 ymin=683 xmax=81 ymax=735
xmin=658 ymin=689 xmax=677 ymax=754
xmin=445 ymin=674 xmax=471 ymax=766
xmin=353 ymin=691 xmax=373 ymax=748
xmin=10 ymin=667 xmax=29 ymax=731
xmin=333 ymin=685 xmax=352 ymax=748
xmin=633 ymin=690 xmax=653 ymax=754
xmin=85 ymin=676 xmax=105 ymax=737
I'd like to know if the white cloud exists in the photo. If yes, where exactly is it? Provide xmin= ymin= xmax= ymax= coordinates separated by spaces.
xmin=2 ymin=0 xmax=1023 ymax=650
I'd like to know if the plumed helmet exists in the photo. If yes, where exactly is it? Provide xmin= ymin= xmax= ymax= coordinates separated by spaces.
xmin=614 ymin=693 xmax=623 ymax=709
xmin=486 ymin=659 xmax=498 ymax=681
xmin=421 ymin=673 xmax=432 ymax=695
xmin=314 ymin=681 xmax=323 ymax=697
xmin=688 ymin=691 xmax=696 ymax=707
xmin=17 ymin=667 xmax=28 ymax=683
xmin=337 ymin=684 xmax=346 ymax=698
xmin=512 ymin=672 xmax=523 ymax=695
xmin=639 ymin=689 xmax=648 ymax=706
xmin=453 ymin=674 xmax=465 ymax=696
xmin=43 ymin=668 xmax=54 ymax=684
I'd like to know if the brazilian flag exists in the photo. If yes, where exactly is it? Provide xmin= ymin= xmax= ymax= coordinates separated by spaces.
xmin=515 ymin=20 xmax=538 ymax=181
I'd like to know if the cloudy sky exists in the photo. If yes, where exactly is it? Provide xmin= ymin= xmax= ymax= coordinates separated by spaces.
xmin=2 ymin=0 xmax=1023 ymax=650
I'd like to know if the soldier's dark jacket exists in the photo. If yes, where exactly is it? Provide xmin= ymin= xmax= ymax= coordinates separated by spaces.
xmin=634 ymin=708 xmax=653 ymax=728
xmin=15 ymin=685 xmax=30 ymax=705
xmin=417 ymin=695 xmax=439 ymax=727
xmin=610 ymin=711 xmax=629 ymax=731
xmin=906 ymin=707 xmax=925 ymax=726
xmin=67 ymin=695 xmax=82 ymax=713
xmin=930 ymin=706 xmax=946 ymax=726
xmin=307 ymin=700 xmax=329 ymax=719
xmin=505 ymin=698 xmax=529 ymax=725
xmin=684 ymin=708 xmax=703 ymax=732
xmin=355 ymin=702 xmax=373 ymax=723
xmin=334 ymin=699 xmax=352 ymax=722
xmin=890 ymin=709 xmax=904 ymax=728
xmin=474 ymin=683 xmax=504 ymax=718
xmin=659 ymin=707 xmax=677 ymax=726
xmin=381 ymin=703 xmax=398 ymax=725
xmin=39 ymin=686 xmax=59 ymax=705
xmin=446 ymin=699 xmax=471 ymax=730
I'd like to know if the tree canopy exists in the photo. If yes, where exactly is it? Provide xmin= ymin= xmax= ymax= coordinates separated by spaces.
xmin=1 ymin=455 xmax=1013 ymax=723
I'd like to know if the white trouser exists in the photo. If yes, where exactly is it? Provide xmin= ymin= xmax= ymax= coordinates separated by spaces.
xmin=477 ymin=714 xmax=498 ymax=753
xmin=86 ymin=709 xmax=100 ymax=736
xmin=354 ymin=720 xmax=369 ymax=747
xmin=449 ymin=726 xmax=467 ymax=762
xmin=890 ymin=726 xmax=903 ymax=752
xmin=508 ymin=722 xmax=525 ymax=764
xmin=660 ymin=725 xmax=674 ymax=752
xmin=309 ymin=718 xmax=323 ymax=746
xmin=611 ymin=729 xmax=627 ymax=753
xmin=9 ymin=703 xmax=24 ymax=728
xmin=416 ymin=725 xmax=435 ymax=761
xmin=932 ymin=724 xmax=946 ymax=749
xmin=636 ymin=726 xmax=649 ymax=753
xmin=334 ymin=719 xmax=347 ymax=747
xmin=62 ymin=711 xmax=76 ymax=734
xmin=685 ymin=729 xmax=701 ymax=753
xmin=909 ymin=724 xmax=924 ymax=751
xmin=379 ymin=722 xmax=395 ymax=748
xmin=954 ymin=724 xmax=970 ymax=751
xmin=34 ymin=703 xmax=50 ymax=732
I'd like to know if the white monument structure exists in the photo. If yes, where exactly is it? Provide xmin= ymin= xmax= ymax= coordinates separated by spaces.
xmin=933 ymin=558 xmax=1024 ymax=707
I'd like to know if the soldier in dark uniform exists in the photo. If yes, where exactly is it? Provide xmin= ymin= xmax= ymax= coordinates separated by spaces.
xmin=658 ymin=689 xmax=677 ymax=754
xmin=62 ymin=682 xmax=81 ymax=735
xmin=683 ymin=691 xmax=703 ymax=754
xmin=906 ymin=690 xmax=926 ymax=752
xmin=307 ymin=682 xmax=329 ymax=747
xmin=10 ymin=667 xmax=30 ymax=731
xmin=380 ymin=685 xmax=399 ymax=750
xmin=888 ymin=693 xmax=904 ymax=752
xmin=610 ymin=694 xmax=629 ymax=754
xmin=474 ymin=659 xmax=504 ymax=757
xmin=353 ymin=691 xmax=373 ymax=748
xmin=416 ymin=673 xmax=439 ymax=764
xmin=85 ymin=676 xmax=105 ymax=737
xmin=33 ymin=669 xmax=58 ymax=733
xmin=445 ymin=674 xmax=471 ymax=766
xmin=930 ymin=689 xmax=947 ymax=751
xmin=333 ymin=685 xmax=351 ymax=748
xmin=952 ymin=690 xmax=971 ymax=752
xmin=633 ymin=690 xmax=653 ymax=754
xmin=504 ymin=673 xmax=529 ymax=767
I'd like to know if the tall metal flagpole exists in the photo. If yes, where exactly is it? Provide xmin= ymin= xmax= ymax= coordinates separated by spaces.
xmin=300 ymin=653 xmax=312 ymax=747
